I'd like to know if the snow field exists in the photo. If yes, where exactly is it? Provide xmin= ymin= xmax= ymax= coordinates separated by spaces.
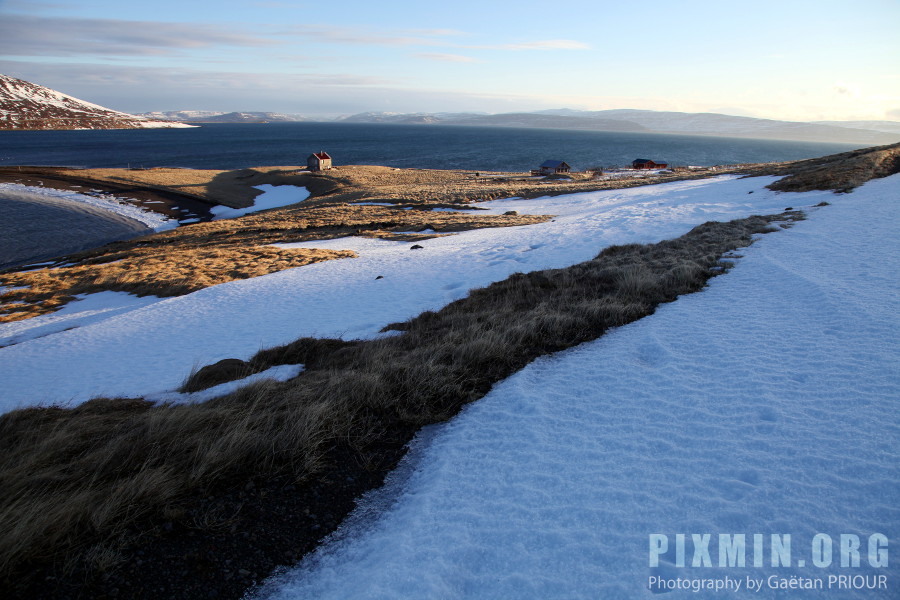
xmin=251 ymin=175 xmax=899 ymax=599
xmin=0 ymin=291 xmax=165 ymax=348
xmin=0 ymin=176 xmax=794 ymax=411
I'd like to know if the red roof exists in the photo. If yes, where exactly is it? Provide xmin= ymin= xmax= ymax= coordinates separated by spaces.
xmin=313 ymin=151 xmax=331 ymax=160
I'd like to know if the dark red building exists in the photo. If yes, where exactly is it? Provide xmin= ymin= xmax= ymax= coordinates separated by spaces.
xmin=308 ymin=151 xmax=333 ymax=171
xmin=632 ymin=158 xmax=668 ymax=170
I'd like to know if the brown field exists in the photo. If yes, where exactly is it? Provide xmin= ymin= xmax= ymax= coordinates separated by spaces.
xmin=0 ymin=165 xmax=569 ymax=322
xmin=1 ymin=161 xmax=747 ymax=208
xmin=0 ymin=161 xmax=746 ymax=323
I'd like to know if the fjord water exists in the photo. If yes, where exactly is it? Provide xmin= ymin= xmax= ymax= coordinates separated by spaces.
xmin=0 ymin=123 xmax=862 ymax=171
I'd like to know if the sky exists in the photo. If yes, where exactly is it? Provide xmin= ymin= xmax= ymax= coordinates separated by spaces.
xmin=1 ymin=0 xmax=898 ymax=121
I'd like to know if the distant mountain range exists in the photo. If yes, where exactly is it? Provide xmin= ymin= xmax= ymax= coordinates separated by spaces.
xmin=141 ymin=108 xmax=899 ymax=144
xmin=0 ymin=74 xmax=192 ymax=130
xmin=139 ymin=110 xmax=310 ymax=123
xmin=3 ymin=74 xmax=898 ymax=144
xmin=333 ymin=109 xmax=900 ymax=145
xmin=338 ymin=111 xmax=647 ymax=133
xmin=812 ymin=119 xmax=900 ymax=135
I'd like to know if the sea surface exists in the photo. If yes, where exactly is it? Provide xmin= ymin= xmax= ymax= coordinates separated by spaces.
xmin=0 ymin=123 xmax=863 ymax=171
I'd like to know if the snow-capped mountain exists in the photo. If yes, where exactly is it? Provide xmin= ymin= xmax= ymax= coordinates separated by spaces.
xmin=139 ymin=110 xmax=310 ymax=123
xmin=0 ymin=74 xmax=194 ymax=130
xmin=338 ymin=109 xmax=900 ymax=144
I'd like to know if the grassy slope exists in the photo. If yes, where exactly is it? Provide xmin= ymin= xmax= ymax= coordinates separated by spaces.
xmin=764 ymin=142 xmax=900 ymax=192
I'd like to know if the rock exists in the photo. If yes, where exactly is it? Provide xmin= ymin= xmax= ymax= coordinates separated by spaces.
xmin=410 ymin=244 xmax=424 ymax=250
xmin=504 ymin=210 xmax=518 ymax=215
xmin=182 ymin=358 xmax=252 ymax=392
xmin=375 ymin=275 xmax=384 ymax=280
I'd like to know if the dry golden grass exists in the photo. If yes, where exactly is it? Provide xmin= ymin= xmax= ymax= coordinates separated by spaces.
xmin=0 ymin=202 xmax=547 ymax=321
xmin=0 ymin=210 xmax=802 ymax=592
xmin=73 ymin=167 xmax=241 ymax=201
xmin=0 ymin=245 xmax=354 ymax=322
xmin=1 ymin=159 xmax=749 ymax=326
xmin=1 ymin=161 xmax=738 ymax=210
xmin=297 ymin=164 xmax=735 ymax=206
xmin=0 ymin=167 xmax=554 ymax=322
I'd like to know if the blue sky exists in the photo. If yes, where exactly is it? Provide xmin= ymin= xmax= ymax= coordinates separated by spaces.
xmin=1 ymin=0 xmax=898 ymax=121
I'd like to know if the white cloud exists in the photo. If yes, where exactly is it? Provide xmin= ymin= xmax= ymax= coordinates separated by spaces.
xmin=278 ymin=25 xmax=452 ymax=47
xmin=480 ymin=39 xmax=591 ymax=51
xmin=0 ymin=60 xmax=552 ymax=115
xmin=416 ymin=53 xmax=481 ymax=63
xmin=1 ymin=0 xmax=69 ymax=13
xmin=833 ymin=83 xmax=861 ymax=98
xmin=0 ymin=15 xmax=276 ymax=57
xmin=274 ymin=25 xmax=587 ymax=54
xmin=407 ymin=28 xmax=467 ymax=37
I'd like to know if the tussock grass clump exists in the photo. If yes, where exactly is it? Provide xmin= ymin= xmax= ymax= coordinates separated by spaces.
xmin=0 ymin=210 xmax=801 ymax=597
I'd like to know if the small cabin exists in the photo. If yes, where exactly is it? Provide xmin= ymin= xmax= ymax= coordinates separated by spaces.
xmin=632 ymin=158 xmax=668 ymax=170
xmin=538 ymin=160 xmax=571 ymax=175
xmin=307 ymin=151 xmax=332 ymax=171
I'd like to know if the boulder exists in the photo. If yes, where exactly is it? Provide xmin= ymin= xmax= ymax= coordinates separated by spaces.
xmin=182 ymin=358 xmax=252 ymax=393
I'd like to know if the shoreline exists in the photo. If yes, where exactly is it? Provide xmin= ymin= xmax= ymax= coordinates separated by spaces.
xmin=0 ymin=189 xmax=156 ymax=270
xmin=0 ymin=166 xmax=219 ymax=220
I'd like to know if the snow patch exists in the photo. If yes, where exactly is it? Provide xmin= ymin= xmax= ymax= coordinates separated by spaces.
xmin=211 ymin=185 xmax=310 ymax=220
xmin=0 ymin=291 xmax=165 ymax=348
xmin=146 ymin=364 xmax=304 ymax=405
